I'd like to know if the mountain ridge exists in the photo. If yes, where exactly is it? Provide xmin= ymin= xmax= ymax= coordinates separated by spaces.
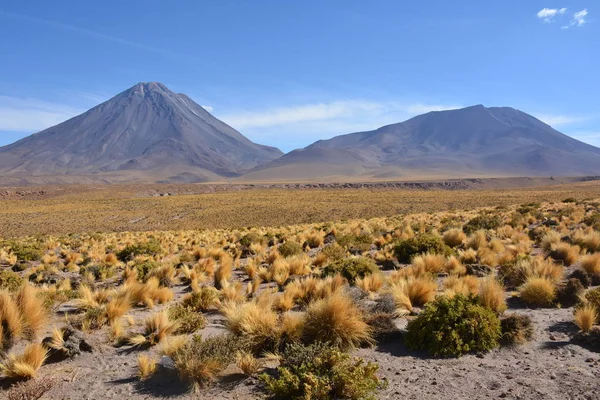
xmin=243 ymin=104 xmax=600 ymax=181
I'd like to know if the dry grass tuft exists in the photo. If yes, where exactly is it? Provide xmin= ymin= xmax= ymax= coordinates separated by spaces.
xmin=130 ymin=311 xmax=179 ymax=347
xmin=137 ymin=354 xmax=157 ymax=380
xmin=303 ymin=292 xmax=372 ymax=350
xmin=574 ymin=304 xmax=598 ymax=333
xmin=580 ymin=252 xmax=600 ymax=275
xmin=443 ymin=228 xmax=466 ymax=247
xmin=479 ymin=277 xmax=507 ymax=314
xmin=519 ymin=277 xmax=556 ymax=307
xmin=236 ymin=350 xmax=261 ymax=376
xmin=0 ymin=343 xmax=48 ymax=380
xmin=0 ymin=290 xmax=23 ymax=350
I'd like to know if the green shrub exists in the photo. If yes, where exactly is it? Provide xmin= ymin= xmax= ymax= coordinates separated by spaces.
xmin=583 ymin=213 xmax=600 ymax=231
xmin=5 ymin=242 xmax=43 ymax=262
xmin=134 ymin=260 xmax=159 ymax=282
xmin=404 ymin=294 xmax=501 ymax=357
xmin=321 ymin=257 xmax=379 ymax=284
xmin=0 ymin=269 xmax=23 ymax=292
xmin=463 ymin=214 xmax=502 ymax=235
xmin=582 ymin=287 xmax=600 ymax=310
xmin=173 ymin=334 xmax=249 ymax=390
xmin=182 ymin=287 xmax=221 ymax=311
xmin=278 ymin=242 xmax=303 ymax=257
xmin=336 ymin=234 xmax=373 ymax=252
xmin=116 ymin=240 xmax=162 ymax=261
xmin=240 ymin=232 xmax=264 ymax=247
xmin=321 ymin=244 xmax=346 ymax=261
xmin=393 ymin=234 xmax=452 ymax=263
xmin=80 ymin=264 xmax=115 ymax=280
xmin=168 ymin=304 xmax=206 ymax=334
xmin=500 ymin=314 xmax=534 ymax=345
xmin=260 ymin=342 xmax=386 ymax=400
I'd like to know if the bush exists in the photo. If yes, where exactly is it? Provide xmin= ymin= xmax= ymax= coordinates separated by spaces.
xmin=582 ymin=287 xmax=600 ymax=310
xmin=133 ymin=260 xmax=159 ymax=282
xmin=278 ymin=242 xmax=303 ymax=258
xmin=6 ymin=242 xmax=43 ymax=262
xmin=393 ymin=234 xmax=452 ymax=263
xmin=182 ymin=287 xmax=221 ymax=311
xmin=321 ymin=244 xmax=346 ymax=261
xmin=168 ymin=304 xmax=206 ymax=334
xmin=500 ymin=314 xmax=534 ymax=345
xmin=404 ymin=294 xmax=501 ymax=357
xmin=116 ymin=240 xmax=162 ymax=261
xmin=321 ymin=257 xmax=379 ymax=284
xmin=259 ymin=342 xmax=386 ymax=400
xmin=173 ymin=334 xmax=249 ymax=391
xmin=556 ymin=278 xmax=584 ymax=308
xmin=463 ymin=214 xmax=502 ymax=235
xmin=239 ymin=232 xmax=264 ymax=247
xmin=336 ymin=234 xmax=373 ymax=252
xmin=569 ymin=268 xmax=592 ymax=288
xmin=0 ymin=269 xmax=24 ymax=292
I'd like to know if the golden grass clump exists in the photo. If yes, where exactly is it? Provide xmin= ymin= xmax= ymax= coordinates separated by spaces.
xmin=0 ymin=291 xmax=23 ymax=350
xmin=214 ymin=255 xmax=233 ymax=289
xmin=458 ymin=248 xmax=478 ymax=264
xmin=130 ymin=311 xmax=179 ymax=347
xmin=15 ymin=285 xmax=47 ymax=341
xmin=574 ymin=304 xmax=598 ymax=333
xmin=236 ymin=350 xmax=261 ymax=376
xmin=467 ymin=230 xmax=488 ymax=250
xmin=411 ymin=253 xmax=446 ymax=274
xmin=0 ymin=343 xmax=48 ymax=380
xmin=303 ymin=292 xmax=372 ymax=350
xmin=443 ymin=275 xmax=479 ymax=297
xmin=444 ymin=256 xmax=466 ymax=275
xmin=541 ymin=230 xmax=562 ymax=252
xmin=579 ymin=252 xmax=600 ymax=275
xmin=355 ymin=273 xmax=385 ymax=294
xmin=549 ymin=242 xmax=580 ymax=266
xmin=222 ymin=300 xmax=280 ymax=351
xmin=519 ymin=277 xmax=556 ymax=307
xmin=478 ymin=276 xmax=507 ymax=314
xmin=443 ymin=228 xmax=466 ymax=247
xmin=137 ymin=354 xmax=158 ymax=379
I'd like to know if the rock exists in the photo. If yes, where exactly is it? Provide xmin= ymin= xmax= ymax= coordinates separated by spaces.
xmin=43 ymin=327 xmax=94 ymax=362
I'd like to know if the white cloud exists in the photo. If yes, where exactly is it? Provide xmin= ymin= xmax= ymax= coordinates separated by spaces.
xmin=572 ymin=9 xmax=588 ymax=26
xmin=201 ymin=105 xmax=214 ymax=112
xmin=534 ymin=113 xmax=589 ymax=127
xmin=537 ymin=7 xmax=567 ymax=23
xmin=561 ymin=9 xmax=589 ymax=29
xmin=0 ymin=96 xmax=82 ymax=132
xmin=219 ymin=101 xmax=461 ymax=130
xmin=217 ymin=100 xmax=462 ymax=151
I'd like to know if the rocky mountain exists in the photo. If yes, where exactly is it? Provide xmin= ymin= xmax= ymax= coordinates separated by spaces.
xmin=0 ymin=82 xmax=282 ymax=183
xmin=243 ymin=105 xmax=600 ymax=181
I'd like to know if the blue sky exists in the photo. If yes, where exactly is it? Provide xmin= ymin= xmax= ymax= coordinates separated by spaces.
xmin=0 ymin=1 xmax=597 ymax=152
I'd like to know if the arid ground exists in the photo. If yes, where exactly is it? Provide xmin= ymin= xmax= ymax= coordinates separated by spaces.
xmin=0 ymin=179 xmax=599 ymax=400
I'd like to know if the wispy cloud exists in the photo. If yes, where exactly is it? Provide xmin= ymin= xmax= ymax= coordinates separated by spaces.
xmin=558 ymin=8 xmax=590 ymax=29
xmin=201 ymin=105 xmax=214 ymax=112
xmin=0 ymin=96 xmax=82 ymax=132
xmin=534 ymin=113 xmax=589 ymax=127
xmin=0 ymin=9 xmax=180 ymax=57
xmin=537 ymin=7 xmax=567 ymax=23
xmin=219 ymin=101 xmax=460 ymax=130
xmin=217 ymin=101 xmax=461 ymax=151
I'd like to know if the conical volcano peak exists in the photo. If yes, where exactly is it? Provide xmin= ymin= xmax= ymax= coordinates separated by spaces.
xmin=0 ymin=82 xmax=283 ymax=183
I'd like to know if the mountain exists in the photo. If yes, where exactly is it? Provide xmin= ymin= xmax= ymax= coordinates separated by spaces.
xmin=242 ymin=105 xmax=600 ymax=181
xmin=0 ymin=82 xmax=282 ymax=183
